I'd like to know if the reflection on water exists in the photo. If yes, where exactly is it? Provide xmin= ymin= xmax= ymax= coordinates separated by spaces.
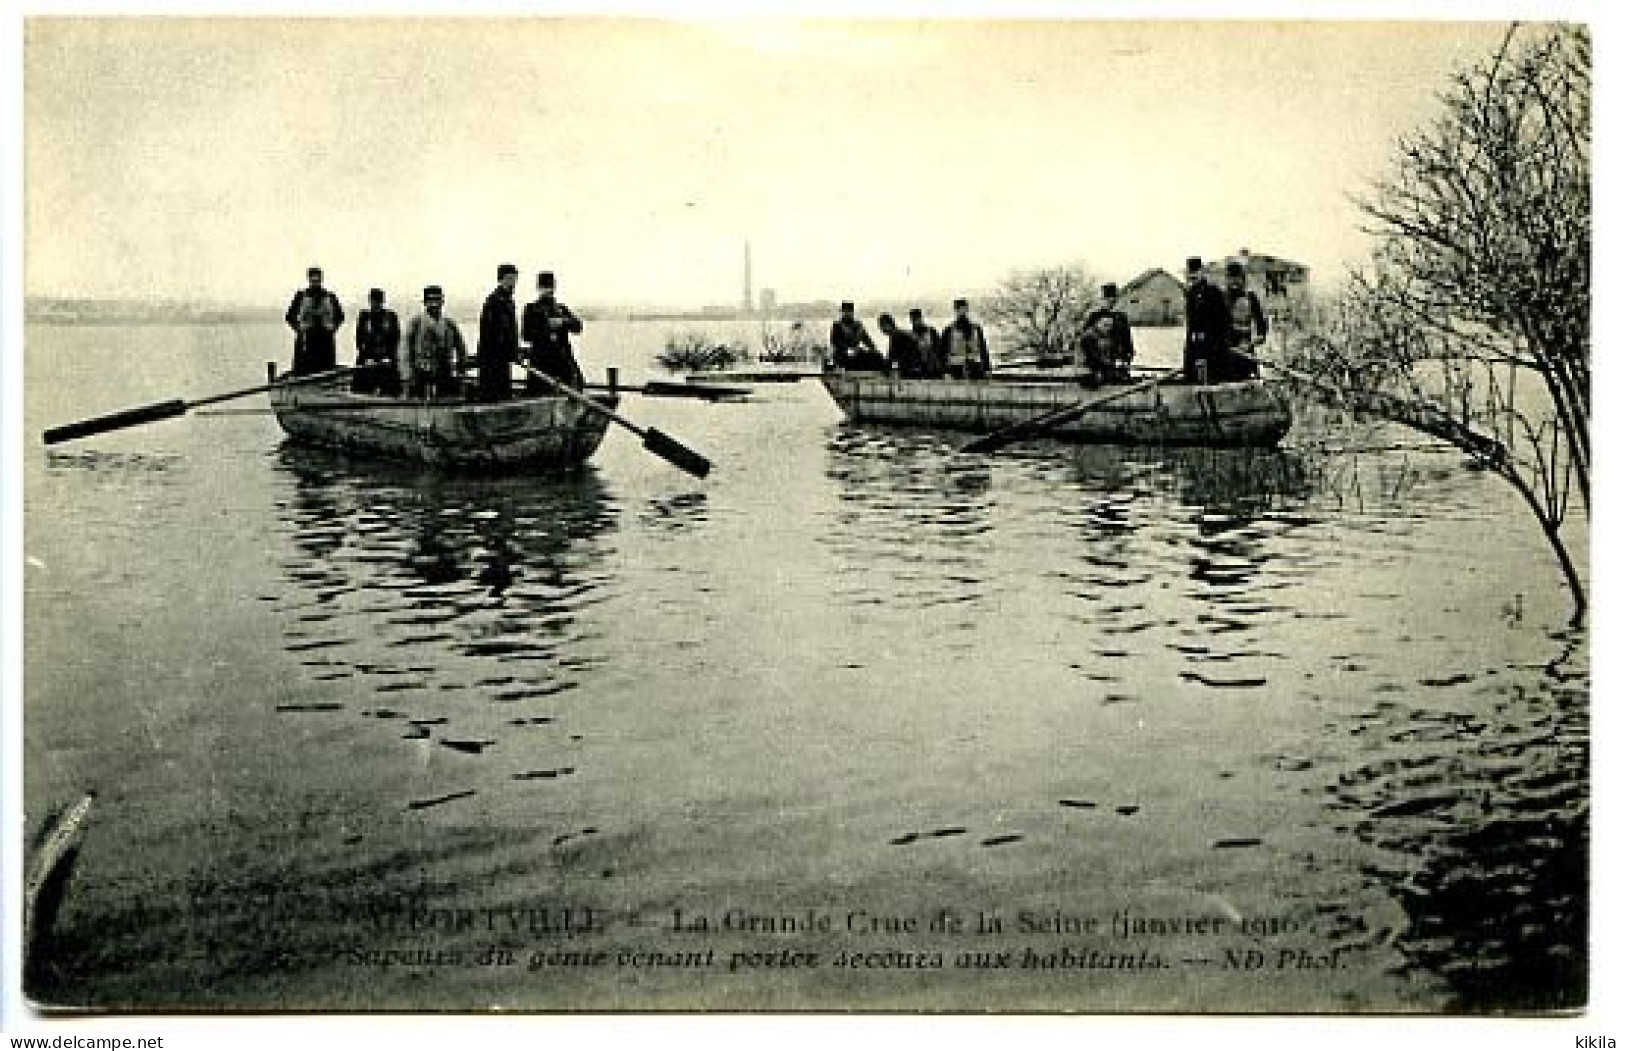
xmin=45 ymin=448 xmax=185 ymax=475
xmin=1158 ymin=445 xmax=1314 ymax=521
xmin=824 ymin=427 xmax=996 ymax=623
xmin=1324 ymin=628 xmax=1588 ymax=1010
xmin=812 ymin=425 xmax=1587 ymax=1010
xmin=25 ymin=330 xmax=1587 ymax=1011
xmin=269 ymin=446 xmax=619 ymax=804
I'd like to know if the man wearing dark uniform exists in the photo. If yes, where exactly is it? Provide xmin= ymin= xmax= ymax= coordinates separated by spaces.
xmin=1219 ymin=261 xmax=1268 ymax=382
xmin=908 ymin=308 xmax=943 ymax=378
xmin=1076 ymin=314 xmax=1119 ymax=387
xmin=521 ymin=270 xmax=586 ymax=392
xmin=1082 ymin=282 xmax=1135 ymax=382
xmin=878 ymin=313 xmax=925 ymax=377
xmin=352 ymin=288 xmax=401 ymax=395
xmin=476 ymin=263 xmax=521 ymax=401
xmin=828 ymin=301 xmax=879 ymax=370
xmin=1182 ymin=257 xmax=1230 ymax=383
xmin=285 ymin=266 xmax=345 ymax=376
xmin=941 ymin=297 xmax=992 ymax=380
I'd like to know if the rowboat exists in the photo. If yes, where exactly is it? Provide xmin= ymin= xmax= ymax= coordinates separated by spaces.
xmin=820 ymin=372 xmax=1292 ymax=447
xmin=269 ymin=372 xmax=617 ymax=470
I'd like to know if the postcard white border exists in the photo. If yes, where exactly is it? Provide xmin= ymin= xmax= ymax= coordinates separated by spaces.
xmin=2 ymin=2 xmax=1617 ymax=1049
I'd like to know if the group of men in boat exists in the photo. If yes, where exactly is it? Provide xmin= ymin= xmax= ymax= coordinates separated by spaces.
xmin=1181 ymin=256 xmax=1269 ymax=384
xmin=284 ymin=264 xmax=585 ymax=400
xmin=829 ymin=298 xmax=995 ymax=380
xmin=829 ymin=255 xmax=1268 ymax=386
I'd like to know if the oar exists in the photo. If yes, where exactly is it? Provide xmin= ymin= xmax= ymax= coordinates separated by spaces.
xmin=42 ymin=367 xmax=354 ymax=446
xmin=642 ymin=379 xmax=750 ymax=401
xmin=196 ymin=400 xmax=428 ymax=415
xmin=583 ymin=380 xmax=751 ymax=402
xmin=959 ymin=372 xmax=1183 ymax=455
xmin=519 ymin=363 xmax=711 ymax=479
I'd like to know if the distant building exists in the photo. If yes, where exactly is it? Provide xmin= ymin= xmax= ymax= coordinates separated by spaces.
xmin=742 ymin=241 xmax=754 ymax=315
xmin=1202 ymin=249 xmax=1312 ymax=326
xmin=759 ymin=287 xmax=777 ymax=315
xmin=1119 ymin=268 xmax=1186 ymax=326
xmin=776 ymin=299 xmax=841 ymax=321
xmin=1115 ymin=251 xmax=1312 ymax=329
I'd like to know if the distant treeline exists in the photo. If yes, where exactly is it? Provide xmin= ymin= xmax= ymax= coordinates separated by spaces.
xmin=26 ymin=298 xmax=276 ymax=326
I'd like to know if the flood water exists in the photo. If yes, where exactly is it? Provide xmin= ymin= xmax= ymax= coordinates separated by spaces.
xmin=22 ymin=320 xmax=1586 ymax=1012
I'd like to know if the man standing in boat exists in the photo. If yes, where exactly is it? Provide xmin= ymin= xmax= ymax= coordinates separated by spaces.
xmin=941 ymin=297 xmax=992 ymax=380
xmin=521 ymin=270 xmax=586 ymax=392
xmin=352 ymin=287 xmax=402 ymax=396
xmin=828 ymin=302 xmax=878 ymax=370
xmin=908 ymin=308 xmax=943 ymax=378
xmin=403 ymin=285 xmax=468 ymax=400
xmin=476 ymin=263 xmax=522 ymax=401
xmin=1182 ymin=257 xmax=1230 ymax=384
xmin=1082 ymin=282 xmax=1135 ymax=382
xmin=284 ymin=266 xmax=345 ymax=376
xmin=1218 ymin=260 xmax=1268 ymax=382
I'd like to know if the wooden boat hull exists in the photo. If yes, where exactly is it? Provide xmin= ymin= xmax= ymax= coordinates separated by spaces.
xmin=270 ymin=376 xmax=616 ymax=470
xmin=820 ymin=373 xmax=1292 ymax=447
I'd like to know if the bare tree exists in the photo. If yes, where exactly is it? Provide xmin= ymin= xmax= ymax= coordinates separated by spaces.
xmin=1294 ymin=25 xmax=1590 ymax=618
xmin=985 ymin=264 xmax=1101 ymax=364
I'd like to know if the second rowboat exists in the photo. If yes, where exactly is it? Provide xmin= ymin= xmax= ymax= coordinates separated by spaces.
xmin=820 ymin=372 xmax=1292 ymax=447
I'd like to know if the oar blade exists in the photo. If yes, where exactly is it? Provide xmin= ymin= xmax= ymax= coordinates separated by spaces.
xmin=962 ymin=421 xmax=1041 ymax=455
xmin=42 ymin=399 xmax=188 ymax=446
xmin=643 ymin=428 xmax=712 ymax=479
xmin=643 ymin=380 xmax=751 ymax=402
xmin=523 ymin=361 xmax=714 ymax=479
xmin=959 ymin=431 xmax=1009 ymax=455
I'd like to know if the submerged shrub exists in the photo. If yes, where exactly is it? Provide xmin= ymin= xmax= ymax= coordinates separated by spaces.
xmin=657 ymin=331 xmax=747 ymax=373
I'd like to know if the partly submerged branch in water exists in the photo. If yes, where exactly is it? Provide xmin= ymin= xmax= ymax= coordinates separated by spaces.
xmin=1292 ymin=25 xmax=1589 ymax=620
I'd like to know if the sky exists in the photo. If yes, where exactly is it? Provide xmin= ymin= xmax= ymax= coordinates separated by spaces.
xmin=23 ymin=18 xmax=1519 ymax=308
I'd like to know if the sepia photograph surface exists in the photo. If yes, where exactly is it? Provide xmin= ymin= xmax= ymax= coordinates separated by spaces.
xmin=16 ymin=16 xmax=1590 ymax=1014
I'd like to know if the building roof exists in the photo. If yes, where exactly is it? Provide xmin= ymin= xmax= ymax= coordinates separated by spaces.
xmin=1119 ymin=254 xmax=1310 ymax=295
xmin=1120 ymin=268 xmax=1182 ymax=295
xmin=1220 ymin=250 xmax=1309 ymax=273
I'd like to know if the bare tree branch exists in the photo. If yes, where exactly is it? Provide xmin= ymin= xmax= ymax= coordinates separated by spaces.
xmin=985 ymin=264 xmax=1102 ymax=363
xmin=1303 ymin=25 xmax=1590 ymax=616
